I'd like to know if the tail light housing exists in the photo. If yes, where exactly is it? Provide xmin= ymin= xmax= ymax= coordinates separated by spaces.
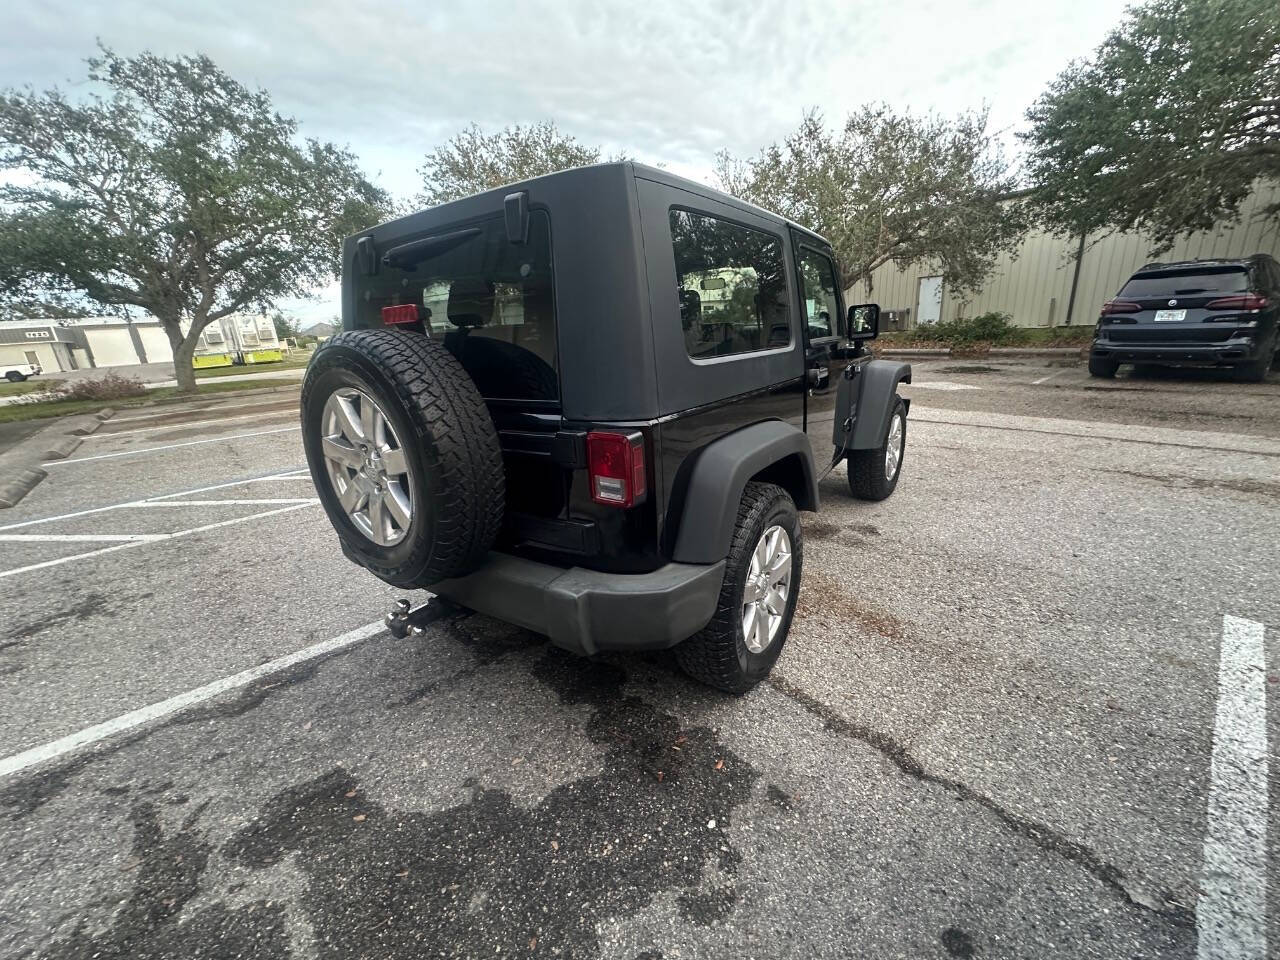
xmin=1204 ymin=294 xmax=1268 ymax=311
xmin=1100 ymin=299 xmax=1141 ymax=315
xmin=381 ymin=304 xmax=420 ymax=325
xmin=586 ymin=431 xmax=647 ymax=508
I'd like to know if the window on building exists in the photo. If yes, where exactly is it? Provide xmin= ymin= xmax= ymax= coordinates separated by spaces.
xmin=669 ymin=209 xmax=790 ymax=360
xmin=797 ymin=248 xmax=840 ymax=339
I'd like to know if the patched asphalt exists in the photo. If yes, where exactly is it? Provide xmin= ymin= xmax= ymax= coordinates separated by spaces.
xmin=1 ymin=359 xmax=1277 ymax=959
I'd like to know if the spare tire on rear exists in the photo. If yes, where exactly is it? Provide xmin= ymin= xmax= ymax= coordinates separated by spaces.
xmin=301 ymin=329 xmax=505 ymax=588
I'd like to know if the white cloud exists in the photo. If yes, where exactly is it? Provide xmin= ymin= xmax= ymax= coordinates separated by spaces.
xmin=1 ymin=0 xmax=1125 ymax=321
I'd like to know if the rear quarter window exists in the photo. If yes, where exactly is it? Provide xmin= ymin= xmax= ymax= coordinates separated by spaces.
xmin=354 ymin=211 xmax=558 ymax=402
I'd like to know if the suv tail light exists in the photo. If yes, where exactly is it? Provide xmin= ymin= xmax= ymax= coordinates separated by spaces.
xmin=381 ymin=304 xmax=420 ymax=325
xmin=586 ymin=431 xmax=647 ymax=508
xmin=1100 ymin=299 xmax=1141 ymax=315
xmin=1204 ymin=294 xmax=1268 ymax=311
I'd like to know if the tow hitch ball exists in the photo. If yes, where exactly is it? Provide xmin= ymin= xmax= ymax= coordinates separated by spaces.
xmin=385 ymin=597 xmax=455 ymax=639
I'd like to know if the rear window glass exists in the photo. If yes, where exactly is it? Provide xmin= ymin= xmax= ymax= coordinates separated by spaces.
xmin=356 ymin=211 xmax=557 ymax=401
xmin=669 ymin=209 xmax=790 ymax=360
xmin=1119 ymin=268 xmax=1249 ymax=298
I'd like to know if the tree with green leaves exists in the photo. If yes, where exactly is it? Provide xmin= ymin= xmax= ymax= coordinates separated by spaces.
xmin=271 ymin=312 xmax=300 ymax=342
xmin=418 ymin=121 xmax=613 ymax=206
xmin=1022 ymin=0 xmax=1280 ymax=251
xmin=0 ymin=48 xmax=388 ymax=391
xmin=715 ymin=107 xmax=1025 ymax=296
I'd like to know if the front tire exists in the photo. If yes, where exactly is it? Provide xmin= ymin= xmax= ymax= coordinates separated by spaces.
xmin=5 ymin=371 xmax=26 ymax=382
xmin=848 ymin=396 xmax=906 ymax=501
xmin=675 ymin=482 xmax=801 ymax=693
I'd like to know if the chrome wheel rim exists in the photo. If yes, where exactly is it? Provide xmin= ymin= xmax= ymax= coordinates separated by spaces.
xmin=885 ymin=413 xmax=904 ymax=481
xmin=320 ymin=387 xmax=413 ymax=546
xmin=741 ymin=524 xmax=792 ymax=654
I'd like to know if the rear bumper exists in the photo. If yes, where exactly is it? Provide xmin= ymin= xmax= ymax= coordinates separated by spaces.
xmin=1091 ymin=337 xmax=1264 ymax=367
xmin=430 ymin=552 xmax=726 ymax=656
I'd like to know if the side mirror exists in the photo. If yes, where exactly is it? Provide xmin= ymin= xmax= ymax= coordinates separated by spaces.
xmin=847 ymin=303 xmax=880 ymax=340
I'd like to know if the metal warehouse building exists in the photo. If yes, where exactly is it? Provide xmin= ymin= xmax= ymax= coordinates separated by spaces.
xmin=855 ymin=182 xmax=1280 ymax=330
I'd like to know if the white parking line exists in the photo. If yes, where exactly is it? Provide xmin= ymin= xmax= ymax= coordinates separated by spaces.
xmin=0 ymin=468 xmax=309 ymax=531
xmin=1031 ymin=371 xmax=1066 ymax=385
xmin=0 ymin=533 xmax=165 ymax=543
xmin=0 ymin=619 xmax=386 ymax=780
xmin=1197 ymin=614 xmax=1270 ymax=960
xmin=44 ymin=425 xmax=300 ymax=466
xmin=90 ymin=410 xmax=296 ymax=439
xmin=0 ymin=501 xmax=317 ymax=580
xmin=117 ymin=498 xmax=314 ymax=508
xmin=908 ymin=381 xmax=979 ymax=391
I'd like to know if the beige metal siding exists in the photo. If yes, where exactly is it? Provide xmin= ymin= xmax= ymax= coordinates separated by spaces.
xmin=854 ymin=182 xmax=1280 ymax=328
xmin=0 ymin=341 xmax=60 ymax=371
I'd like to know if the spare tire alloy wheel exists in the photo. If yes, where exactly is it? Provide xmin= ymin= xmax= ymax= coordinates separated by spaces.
xmin=320 ymin=388 xmax=413 ymax=546
xmin=742 ymin=524 xmax=792 ymax=653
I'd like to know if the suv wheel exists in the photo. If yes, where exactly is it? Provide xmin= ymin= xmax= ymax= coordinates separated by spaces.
xmin=1088 ymin=356 xmax=1119 ymax=378
xmin=675 ymin=481 xmax=801 ymax=693
xmin=302 ymin=329 xmax=505 ymax=588
xmin=1234 ymin=353 xmax=1271 ymax=383
xmin=847 ymin=396 xmax=906 ymax=501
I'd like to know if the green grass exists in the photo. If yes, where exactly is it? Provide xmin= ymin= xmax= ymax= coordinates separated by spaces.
xmin=194 ymin=353 xmax=312 ymax=378
xmin=0 ymin=379 xmax=49 ymax=398
xmin=0 ymin=377 xmax=299 ymax=424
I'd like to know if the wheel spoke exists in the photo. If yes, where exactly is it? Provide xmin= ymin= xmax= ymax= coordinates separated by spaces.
xmin=742 ymin=600 xmax=758 ymax=639
xmin=381 ymin=447 xmax=408 ymax=477
xmin=384 ymin=485 xmax=412 ymax=527
xmin=753 ymin=534 xmax=769 ymax=574
xmin=754 ymin=603 xmax=770 ymax=651
xmin=322 ymin=435 xmax=362 ymax=470
xmin=767 ymin=549 xmax=791 ymax=582
xmin=367 ymin=490 xmax=388 ymax=545
xmin=337 ymin=478 xmax=364 ymax=513
xmin=330 ymin=394 xmax=365 ymax=444
xmin=360 ymin=396 xmax=379 ymax=446
xmin=743 ymin=578 xmax=764 ymax=603
xmin=765 ymin=585 xmax=786 ymax=615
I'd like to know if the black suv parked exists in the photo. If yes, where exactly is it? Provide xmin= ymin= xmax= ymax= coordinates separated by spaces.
xmin=1089 ymin=255 xmax=1280 ymax=382
xmin=302 ymin=162 xmax=910 ymax=691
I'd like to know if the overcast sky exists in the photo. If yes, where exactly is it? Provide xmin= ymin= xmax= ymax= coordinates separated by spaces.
xmin=2 ymin=0 xmax=1127 ymax=322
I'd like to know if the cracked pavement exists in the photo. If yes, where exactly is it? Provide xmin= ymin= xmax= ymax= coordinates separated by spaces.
xmin=0 ymin=359 xmax=1276 ymax=959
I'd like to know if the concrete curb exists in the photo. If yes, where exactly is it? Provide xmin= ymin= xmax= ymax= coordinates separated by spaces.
xmin=0 ymin=407 xmax=117 ymax=508
xmin=877 ymin=346 xmax=1087 ymax=359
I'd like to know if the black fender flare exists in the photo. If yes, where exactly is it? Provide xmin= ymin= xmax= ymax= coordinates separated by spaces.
xmin=849 ymin=360 xmax=912 ymax=450
xmin=670 ymin=420 xmax=819 ymax=565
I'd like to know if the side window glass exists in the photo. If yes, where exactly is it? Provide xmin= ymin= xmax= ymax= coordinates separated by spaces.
xmin=798 ymin=248 xmax=840 ymax=339
xmin=669 ymin=209 xmax=790 ymax=360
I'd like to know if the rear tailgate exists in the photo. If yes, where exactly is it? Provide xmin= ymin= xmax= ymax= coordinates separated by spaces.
xmin=1105 ymin=266 xmax=1252 ymax=341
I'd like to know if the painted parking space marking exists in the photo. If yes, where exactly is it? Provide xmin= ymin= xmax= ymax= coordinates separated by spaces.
xmin=0 ymin=468 xmax=309 ymax=531
xmin=0 ymin=618 xmax=386 ymax=780
xmin=116 ymin=498 xmax=314 ymax=508
xmin=1196 ymin=614 xmax=1269 ymax=960
xmin=907 ymin=380 xmax=980 ymax=391
xmin=0 ymin=501 xmax=317 ymax=580
xmin=1031 ymin=371 xmax=1066 ymax=385
xmin=0 ymin=533 xmax=166 ymax=543
xmin=90 ymin=409 xmax=296 ymax=439
xmin=44 ymin=425 xmax=300 ymax=466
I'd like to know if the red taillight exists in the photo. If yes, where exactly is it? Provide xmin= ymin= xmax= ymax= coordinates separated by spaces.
xmin=1100 ymin=299 xmax=1141 ymax=315
xmin=381 ymin=304 xmax=420 ymax=325
xmin=1205 ymin=294 xmax=1268 ymax=311
xmin=586 ymin=431 xmax=647 ymax=508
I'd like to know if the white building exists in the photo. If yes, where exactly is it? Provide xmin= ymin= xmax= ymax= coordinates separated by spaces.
xmin=0 ymin=314 xmax=282 ymax=372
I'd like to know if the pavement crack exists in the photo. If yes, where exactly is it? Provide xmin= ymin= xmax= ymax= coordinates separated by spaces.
xmin=767 ymin=674 xmax=1195 ymax=928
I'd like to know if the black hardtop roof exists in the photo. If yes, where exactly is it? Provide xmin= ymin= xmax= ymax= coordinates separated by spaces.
xmin=1135 ymin=255 xmax=1274 ymax=274
xmin=366 ymin=160 xmax=833 ymax=249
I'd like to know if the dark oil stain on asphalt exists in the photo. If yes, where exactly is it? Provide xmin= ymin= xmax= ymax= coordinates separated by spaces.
xmin=3 ymin=591 xmax=127 ymax=642
xmin=38 ymin=800 xmax=288 ymax=960
xmin=766 ymin=674 xmax=1198 ymax=935
xmin=1101 ymin=467 xmax=1280 ymax=502
xmin=940 ymin=926 xmax=976 ymax=958
xmin=216 ymin=649 xmax=756 ymax=959
xmin=391 ymin=612 xmax=539 ymax=707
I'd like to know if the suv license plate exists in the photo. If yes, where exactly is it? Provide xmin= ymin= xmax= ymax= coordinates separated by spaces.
xmin=1154 ymin=309 xmax=1187 ymax=322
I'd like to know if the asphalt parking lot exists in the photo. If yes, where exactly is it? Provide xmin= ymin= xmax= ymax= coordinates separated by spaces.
xmin=1 ymin=357 xmax=1276 ymax=960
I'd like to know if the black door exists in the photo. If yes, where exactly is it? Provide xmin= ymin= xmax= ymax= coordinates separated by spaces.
xmin=794 ymin=242 xmax=845 ymax=465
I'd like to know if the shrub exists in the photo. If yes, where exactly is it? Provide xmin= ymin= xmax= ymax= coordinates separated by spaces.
xmin=926 ymin=311 xmax=1017 ymax=345
xmin=52 ymin=372 xmax=148 ymax=402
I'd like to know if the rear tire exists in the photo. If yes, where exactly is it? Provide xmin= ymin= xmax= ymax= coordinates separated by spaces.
xmin=302 ymin=329 xmax=505 ymax=588
xmin=1234 ymin=355 xmax=1270 ymax=383
xmin=848 ymin=396 xmax=906 ymax=501
xmin=1088 ymin=356 xmax=1119 ymax=378
xmin=675 ymin=482 xmax=801 ymax=693
xmin=5 ymin=371 xmax=25 ymax=382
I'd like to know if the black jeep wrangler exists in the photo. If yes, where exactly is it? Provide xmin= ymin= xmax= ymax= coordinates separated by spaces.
xmin=302 ymin=162 xmax=910 ymax=691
